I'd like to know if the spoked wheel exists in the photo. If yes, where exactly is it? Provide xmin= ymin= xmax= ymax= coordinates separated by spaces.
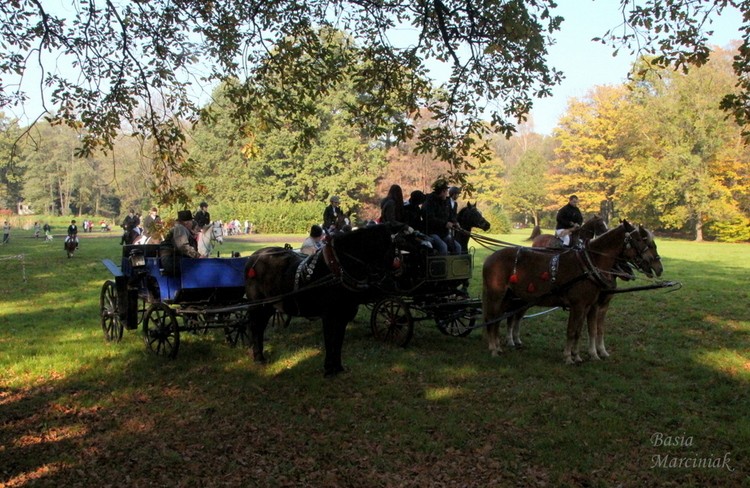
xmin=143 ymin=302 xmax=180 ymax=358
xmin=435 ymin=308 xmax=477 ymax=338
xmin=370 ymin=298 xmax=414 ymax=347
xmin=100 ymin=280 xmax=124 ymax=342
xmin=270 ymin=309 xmax=292 ymax=328
xmin=224 ymin=310 xmax=252 ymax=348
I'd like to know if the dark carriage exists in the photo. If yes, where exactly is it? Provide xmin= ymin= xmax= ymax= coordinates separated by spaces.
xmin=368 ymin=249 xmax=481 ymax=347
xmin=99 ymin=245 xmax=264 ymax=358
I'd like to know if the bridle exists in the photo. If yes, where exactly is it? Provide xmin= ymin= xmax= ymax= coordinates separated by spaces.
xmin=623 ymin=229 xmax=660 ymax=275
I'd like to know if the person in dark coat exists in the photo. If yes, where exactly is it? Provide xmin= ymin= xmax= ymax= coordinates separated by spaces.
xmin=555 ymin=195 xmax=584 ymax=247
xmin=379 ymin=184 xmax=404 ymax=224
xmin=402 ymin=190 xmax=427 ymax=232
xmin=194 ymin=202 xmax=211 ymax=227
xmin=422 ymin=180 xmax=461 ymax=255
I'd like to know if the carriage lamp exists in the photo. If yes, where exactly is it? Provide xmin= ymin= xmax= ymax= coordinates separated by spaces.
xmin=129 ymin=248 xmax=146 ymax=268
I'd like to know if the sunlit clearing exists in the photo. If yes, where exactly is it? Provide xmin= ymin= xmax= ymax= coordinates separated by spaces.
xmin=425 ymin=386 xmax=463 ymax=401
xmin=265 ymin=348 xmax=320 ymax=376
xmin=695 ymin=349 xmax=750 ymax=381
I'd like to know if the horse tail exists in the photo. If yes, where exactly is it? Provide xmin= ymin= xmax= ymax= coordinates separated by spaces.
xmin=526 ymin=226 xmax=541 ymax=241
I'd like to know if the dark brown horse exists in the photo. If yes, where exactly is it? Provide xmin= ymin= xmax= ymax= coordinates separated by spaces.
xmin=482 ymin=220 xmax=662 ymax=364
xmin=244 ymin=222 xmax=423 ymax=376
xmin=530 ymin=215 xmax=608 ymax=249
xmin=455 ymin=203 xmax=491 ymax=253
xmin=64 ymin=237 xmax=77 ymax=258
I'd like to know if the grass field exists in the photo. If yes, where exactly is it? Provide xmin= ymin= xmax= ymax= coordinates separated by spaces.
xmin=0 ymin=229 xmax=748 ymax=487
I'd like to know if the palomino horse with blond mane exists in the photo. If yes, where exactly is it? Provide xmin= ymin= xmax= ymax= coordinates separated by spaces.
xmin=483 ymin=220 xmax=663 ymax=364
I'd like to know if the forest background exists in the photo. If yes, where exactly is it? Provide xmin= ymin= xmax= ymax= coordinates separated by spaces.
xmin=1 ymin=35 xmax=749 ymax=242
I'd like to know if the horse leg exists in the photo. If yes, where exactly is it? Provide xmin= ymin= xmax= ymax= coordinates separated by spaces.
xmin=508 ymin=311 xmax=524 ymax=348
xmin=483 ymin=292 xmax=506 ymax=356
xmin=322 ymin=303 xmax=358 ymax=377
xmin=586 ymin=305 xmax=601 ymax=361
xmin=248 ymin=306 xmax=273 ymax=363
xmin=564 ymin=307 xmax=586 ymax=364
xmin=595 ymin=294 xmax=613 ymax=358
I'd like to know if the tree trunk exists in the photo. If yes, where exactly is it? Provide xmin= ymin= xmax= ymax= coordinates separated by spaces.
xmin=694 ymin=212 xmax=704 ymax=242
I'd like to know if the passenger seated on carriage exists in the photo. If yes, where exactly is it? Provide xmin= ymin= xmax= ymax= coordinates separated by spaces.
xmin=402 ymin=190 xmax=427 ymax=232
xmin=64 ymin=219 xmax=79 ymax=249
xmin=380 ymin=184 xmax=404 ymax=224
xmin=423 ymin=180 xmax=461 ymax=255
xmin=301 ymin=225 xmax=325 ymax=255
xmin=159 ymin=210 xmax=202 ymax=276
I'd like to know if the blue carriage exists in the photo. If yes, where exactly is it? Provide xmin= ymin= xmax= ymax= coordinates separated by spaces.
xmin=99 ymin=245 xmax=260 ymax=358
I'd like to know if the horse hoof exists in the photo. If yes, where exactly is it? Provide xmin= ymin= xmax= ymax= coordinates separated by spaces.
xmin=598 ymin=350 xmax=610 ymax=359
xmin=564 ymin=357 xmax=575 ymax=365
xmin=252 ymin=354 xmax=266 ymax=364
xmin=574 ymin=355 xmax=584 ymax=363
xmin=324 ymin=365 xmax=347 ymax=378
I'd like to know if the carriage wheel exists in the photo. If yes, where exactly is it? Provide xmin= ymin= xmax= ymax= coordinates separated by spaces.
xmin=100 ymin=280 xmax=124 ymax=342
xmin=184 ymin=313 xmax=211 ymax=335
xmin=136 ymin=294 xmax=148 ymax=327
xmin=370 ymin=298 xmax=414 ymax=347
xmin=143 ymin=303 xmax=180 ymax=358
xmin=270 ymin=309 xmax=292 ymax=328
xmin=224 ymin=310 xmax=252 ymax=348
xmin=435 ymin=309 xmax=476 ymax=338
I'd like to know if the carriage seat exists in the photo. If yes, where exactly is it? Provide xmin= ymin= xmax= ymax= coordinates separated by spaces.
xmin=122 ymin=244 xmax=161 ymax=258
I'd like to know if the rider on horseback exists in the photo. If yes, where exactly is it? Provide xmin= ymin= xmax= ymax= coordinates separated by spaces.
xmin=65 ymin=219 xmax=79 ymax=249
xmin=555 ymin=195 xmax=583 ymax=247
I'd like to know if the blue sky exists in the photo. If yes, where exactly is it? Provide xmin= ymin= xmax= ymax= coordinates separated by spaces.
xmin=528 ymin=1 xmax=743 ymax=135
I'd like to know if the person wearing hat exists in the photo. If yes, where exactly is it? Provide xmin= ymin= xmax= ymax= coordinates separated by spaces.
xmin=402 ymin=190 xmax=427 ymax=232
xmin=301 ymin=224 xmax=325 ymax=256
xmin=323 ymin=195 xmax=342 ymax=233
xmin=142 ymin=207 xmax=161 ymax=240
xmin=194 ymin=201 xmax=211 ymax=228
xmin=422 ymin=180 xmax=461 ymax=255
xmin=65 ymin=219 xmax=79 ymax=249
xmin=159 ymin=210 xmax=202 ymax=276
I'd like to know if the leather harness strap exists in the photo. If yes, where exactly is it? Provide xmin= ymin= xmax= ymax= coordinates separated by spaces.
xmin=323 ymin=241 xmax=342 ymax=278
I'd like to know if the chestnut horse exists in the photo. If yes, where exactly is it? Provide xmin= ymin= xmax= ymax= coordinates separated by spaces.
xmin=530 ymin=215 xmax=608 ymax=249
xmin=482 ymin=220 xmax=662 ymax=364
xmin=244 ymin=222 xmax=424 ymax=376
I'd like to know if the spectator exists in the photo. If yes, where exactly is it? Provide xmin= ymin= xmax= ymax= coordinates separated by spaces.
xmin=301 ymin=225 xmax=325 ymax=255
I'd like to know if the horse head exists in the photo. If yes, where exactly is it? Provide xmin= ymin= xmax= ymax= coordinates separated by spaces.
xmin=197 ymin=221 xmax=224 ymax=257
xmin=580 ymin=215 xmax=608 ymax=240
xmin=457 ymin=202 xmax=491 ymax=232
xmin=620 ymin=221 xmax=663 ymax=278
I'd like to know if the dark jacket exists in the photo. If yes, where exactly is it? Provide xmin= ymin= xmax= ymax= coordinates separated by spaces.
xmin=402 ymin=202 xmax=425 ymax=232
xmin=323 ymin=204 xmax=340 ymax=230
xmin=194 ymin=209 xmax=210 ymax=227
xmin=422 ymin=192 xmax=451 ymax=238
xmin=379 ymin=197 xmax=402 ymax=223
xmin=556 ymin=203 xmax=583 ymax=230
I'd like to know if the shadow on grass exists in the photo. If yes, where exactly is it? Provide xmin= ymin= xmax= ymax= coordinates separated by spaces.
xmin=0 ymin=240 xmax=748 ymax=486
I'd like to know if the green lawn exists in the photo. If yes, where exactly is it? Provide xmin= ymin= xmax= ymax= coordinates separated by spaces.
xmin=0 ymin=230 xmax=748 ymax=487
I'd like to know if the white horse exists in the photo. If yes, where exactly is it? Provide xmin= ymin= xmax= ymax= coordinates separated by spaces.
xmin=197 ymin=221 xmax=223 ymax=257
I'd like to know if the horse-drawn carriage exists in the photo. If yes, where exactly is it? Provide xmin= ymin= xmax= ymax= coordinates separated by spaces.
xmin=100 ymin=244 xmax=254 ymax=358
